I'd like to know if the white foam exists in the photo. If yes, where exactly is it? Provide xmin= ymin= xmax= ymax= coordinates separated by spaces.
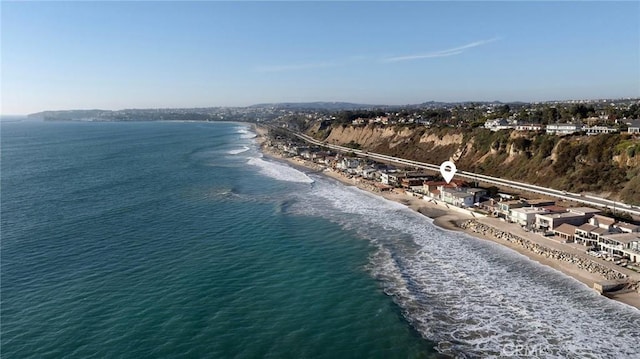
xmin=247 ymin=157 xmax=314 ymax=184
xmin=227 ymin=146 xmax=250 ymax=155
xmin=236 ymin=126 xmax=257 ymax=139
xmin=288 ymin=177 xmax=640 ymax=358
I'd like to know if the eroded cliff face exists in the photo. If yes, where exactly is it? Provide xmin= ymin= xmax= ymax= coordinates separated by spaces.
xmin=306 ymin=123 xmax=640 ymax=205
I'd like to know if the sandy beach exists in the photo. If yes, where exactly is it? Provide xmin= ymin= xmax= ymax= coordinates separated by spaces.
xmin=253 ymin=125 xmax=640 ymax=310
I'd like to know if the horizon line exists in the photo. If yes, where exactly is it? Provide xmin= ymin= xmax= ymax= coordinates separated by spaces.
xmin=6 ymin=96 xmax=640 ymax=116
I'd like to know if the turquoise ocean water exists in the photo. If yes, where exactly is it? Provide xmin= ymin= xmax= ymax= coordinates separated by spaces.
xmin=2 ymin=121 xmax=639 ymax=358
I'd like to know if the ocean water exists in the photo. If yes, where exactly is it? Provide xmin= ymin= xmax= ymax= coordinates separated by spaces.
xmin=2 ymin=121 xmax=639 ymax=358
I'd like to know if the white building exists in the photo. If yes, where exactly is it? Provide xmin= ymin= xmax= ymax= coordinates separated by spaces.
xmin=546 ymin=123 xmax=583 ymax=135
xmin=515 ymin=124 xmax=543 ymax=131
xmin=628 ymin=120 xmax=640 ymax=134
xmin=337 ymin=158 xmax=360 ymax=171
xmin=598 ymin=233 xmax=640 ymax=263
xmin=441 ymin=188 xmax=474 ymax=207
xmin=484 ymin=118 xmax=514 ymax=131
xmin=535 ymin=211 xmax=592 ymax=230
xmin=585 ymin=126 xmax=618 ymax=135
xmin=509 ymin=207 xmax=549 ymax=227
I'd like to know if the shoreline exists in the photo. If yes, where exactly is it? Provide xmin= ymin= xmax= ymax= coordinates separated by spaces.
xmin=253 ymin=125 xmax=640 ymax=310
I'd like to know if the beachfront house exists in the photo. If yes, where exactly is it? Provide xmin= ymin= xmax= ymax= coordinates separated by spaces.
xmin=509 ymin=207 xmax=550 ymax=227
xmin=380 ymin=170 xmax=403 ymax=186
xmin=423 ymin=180 xmax=463 ymax=193
xmin=554 ymin=223 xmax=577 ymax=243
xmin=286 ymin=145 xmax=309 ymax=156
xmin=535 ymin=212 xmax=585 ymax=230
xmin=361 ymin=167 xmax=378 ymax=180
xmin=337 ymin=158 xmax=360 ymax=174
xmin=401 ymin=172 xmax=434 ymax=192
xmin=323 ymin=156 xmax=337 ymax=167
xmin=401 ymin=178 xmax=427 ymax=192
xmin=615 ymin=222 xmax=640 ymax=233
xmin=497 ymin=200 xmax=526 ymax=219
xmin=574 ymin=215 xmax=638 ymax=247
xmin=300 ymin=149 xmax=312 ymax=159
xmin=422 ymin=180 xmax=466 ymax=202
xmin=534 ymin=208 xmax=599 ymax=230
xmin=575 ymin=223 xmax=600 ymax=246
xmin=597 ymin=233 xmax=640 ymax=263
xmin=441 ymin=188 xmax=474 ymax=207
xmin=465 ymin=188 xmax=487 ymax=204
xmin=590 ymin=214 xmax=616 ymax=229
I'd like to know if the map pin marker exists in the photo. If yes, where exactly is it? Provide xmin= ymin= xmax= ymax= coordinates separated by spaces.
xmin=440 ymin=161 xmax=457 ymax=184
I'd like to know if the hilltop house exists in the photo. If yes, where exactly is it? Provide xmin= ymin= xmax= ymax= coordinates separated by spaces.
xmin=546 ymin=123 xmax=583 ymax=135
xmin=628 ymin=120 xmax=640 ymax=134
xmin=484 ymin=118 xmax=514 ymax=131
xmin=515 ymin=124 xmax=543 ymax=132
xmin=585 ymin=125 xmax=618 ymax=135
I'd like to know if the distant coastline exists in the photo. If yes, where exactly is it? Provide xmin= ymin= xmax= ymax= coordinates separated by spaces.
xmin=0 ymin=115 xmax=31 ymax=122
xmin=253 ymin=124 xmax=640 ymax=310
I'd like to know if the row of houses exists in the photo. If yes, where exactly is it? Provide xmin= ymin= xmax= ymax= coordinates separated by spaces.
xmin=324 ymin=155 xmax=490 ymax=207
xmin=275 ymin=140 xmax=640 ymax=264
xmin=352 ymin=116 xmax=433 ymax=126
xmin=484 ymin=119 xmax=640 ymax=135
xmin=497 ymin=200 xmax=640 ymax=263
xmin=558 ymin=214 xmax=640 ymax=263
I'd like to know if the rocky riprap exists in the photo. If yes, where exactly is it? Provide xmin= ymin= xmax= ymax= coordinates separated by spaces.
xmin=459 ymin=220 xmax=628 ymax=281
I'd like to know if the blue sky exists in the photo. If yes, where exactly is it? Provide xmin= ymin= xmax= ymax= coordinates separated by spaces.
xmin=1 ymin=1 xmax=639 ymax=114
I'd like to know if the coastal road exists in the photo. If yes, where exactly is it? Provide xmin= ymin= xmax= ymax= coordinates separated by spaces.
xmin=268 ymin=125 xmax=640 ymax=217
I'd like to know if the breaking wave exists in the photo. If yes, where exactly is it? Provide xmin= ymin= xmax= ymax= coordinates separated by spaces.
xmin=227 ymin=146 xmax=250 ymax=155
xmin=236 ymin=126 xmax=257 ymax=139
xmin=247 ymin=157 xmax=314 ymax=184
xmin=290 ymin=176 xmax=640 ymax=358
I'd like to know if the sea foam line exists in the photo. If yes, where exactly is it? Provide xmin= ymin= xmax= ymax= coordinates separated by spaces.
xmin=247 ymin=157 xmax=314 ymax=184
xmin=227 ymin=146 xmax=250 ymax=155
xmin=236 ymin=126 xmax=257 ymax=139
xmin=288 ymin=177 xmax=640 ymax=358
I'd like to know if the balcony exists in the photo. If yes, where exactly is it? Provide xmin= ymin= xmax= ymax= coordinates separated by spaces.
xmin=600 ymin=243 xmax=624 ymax=251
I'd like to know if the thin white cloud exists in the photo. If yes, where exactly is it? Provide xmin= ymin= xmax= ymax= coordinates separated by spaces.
xmin=254 ymin=38 xmax=500 ymax=71
xmin=382 ymin=37 xmax=500 ymax=63
xmin=255 ymin=62 xmax=335 ymax=73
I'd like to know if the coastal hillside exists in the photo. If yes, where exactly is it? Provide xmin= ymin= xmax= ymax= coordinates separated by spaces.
xmin=305 ymin=122 xmax=640 ymax=205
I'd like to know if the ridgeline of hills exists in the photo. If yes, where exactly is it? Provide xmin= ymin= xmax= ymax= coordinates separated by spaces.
xmin=27 ymin=103 xmax=389 ymax=122
xmin=304 ymin=122 xmax=640 ymax=205
xmin=26 ymin=100 xmax=565 ymax=122
xmin=29 ymin=100 xmax=640 ymax=204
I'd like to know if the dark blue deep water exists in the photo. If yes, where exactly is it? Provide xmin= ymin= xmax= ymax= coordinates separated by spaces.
xmin=1 ymin=121 xmax=433 ymax=358
xmin=3 ymin=121 xmax=640 ymax=358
